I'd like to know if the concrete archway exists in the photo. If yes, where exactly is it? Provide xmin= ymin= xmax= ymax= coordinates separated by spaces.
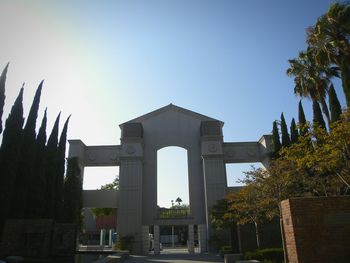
xmin=68 ymin=104 xmax=272 ymax=254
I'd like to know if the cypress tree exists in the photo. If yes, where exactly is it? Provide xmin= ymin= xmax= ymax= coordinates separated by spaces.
xmin=290 ymin=118 xmax=299 ymax=144
xmin=62 ymin=157 xmax=83 ymax=227
xmin=0 ymin=63 xmax=9 ymax=135
xmin=312 ymin=100 xmax=326 ymax=130
xmin=298 ymin=100 xmax=308 ymax=136
xmin=11 ymin=82 xmax=43 ymax=218
xmin=272 ymin=121 xmax=281 ymax=154
xmin=0 ymin=87 xmax=24 ymax=235
xmin=280 ymin=113 xmax=291 ymax=147
xmin=44 ymin=113 xmax=60 ymax=219
xmin=55 ymin=115 xmax=71 ymax=221
xmin=328 ymin=84 xmax=342 ymax=123
xmin=26 ymin=109 xmax=47 ymax=218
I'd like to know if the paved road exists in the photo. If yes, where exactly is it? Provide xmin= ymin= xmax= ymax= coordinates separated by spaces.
xmin=123 ymin=251 xmax=224 ymax=263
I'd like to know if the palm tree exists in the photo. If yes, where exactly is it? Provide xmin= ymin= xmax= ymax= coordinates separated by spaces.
xmin=287 ymin=48 xmax=339 ymax=127
xmin=307 ymin=2 xmax=350 ymax=106
xmin=175 ymin=197 xmax=182 ymax=206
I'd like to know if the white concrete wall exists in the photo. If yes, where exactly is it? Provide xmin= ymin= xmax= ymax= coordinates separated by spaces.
xmin=83 ymin=190 xmax=119 ymax=208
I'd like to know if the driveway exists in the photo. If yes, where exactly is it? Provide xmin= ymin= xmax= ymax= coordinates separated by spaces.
xmin=123 ymin=250 xmax=224 ymax=263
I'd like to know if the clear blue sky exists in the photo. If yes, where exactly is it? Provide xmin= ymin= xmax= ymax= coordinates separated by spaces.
xmin=0 ymin=0 xmax=345 ymax=207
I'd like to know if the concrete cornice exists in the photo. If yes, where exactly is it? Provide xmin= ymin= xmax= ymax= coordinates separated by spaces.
xmin=119 ymin=103 xmax=224 ymax=127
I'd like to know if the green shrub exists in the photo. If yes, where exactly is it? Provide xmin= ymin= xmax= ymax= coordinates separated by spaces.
xmin=244 ymin=248 xmax=284 ymax=263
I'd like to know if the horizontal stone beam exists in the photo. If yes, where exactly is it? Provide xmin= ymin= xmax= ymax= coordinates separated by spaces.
xmin=223 ymin=135 xmax=272 ymax=164
xmin=84 ymin=145 xmax=122 ymax=166
xmin=83 ymin=190 xmax=119 ymax=208
xmin=68 ymin=140 xmax=122 ymax=166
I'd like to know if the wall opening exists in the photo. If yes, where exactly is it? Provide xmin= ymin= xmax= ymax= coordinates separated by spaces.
xmin=226 ymin=163 xmax=261 ymax=187
xmin=83 ymin=166 xmax=119 ymax=190
xmin=157 ymin=146 xmax=189 ymax=209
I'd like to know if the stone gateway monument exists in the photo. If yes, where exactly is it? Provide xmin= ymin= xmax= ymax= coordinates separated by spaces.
xmin=68 ymin=104 xmax=272 ymax=254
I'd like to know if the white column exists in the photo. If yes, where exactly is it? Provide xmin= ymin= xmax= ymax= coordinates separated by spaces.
xmin=154 ymin=225 xmax=160 ymax=255
xmin=100 ymin=229 xmax=105 ymax=246
xmin=198 ymin=224 xmax=207 ymax=253
xmin=108 ymin=229 xmax=112 ymax=246
xmin=188 ymin=225 xmax=195 ymax=254
xmin=172 ymin=226 xmax=175 ymax=248
xmin=142 ymin=225 xmax=150 ymax=255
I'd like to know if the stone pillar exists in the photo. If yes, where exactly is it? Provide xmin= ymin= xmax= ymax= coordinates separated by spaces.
xmin=172 ymin=226 xmax=175 ymax=248
xmin=141 ymin=225 xmax=150 ymax=255
xmin=117 ymin=123 xmax=144 ymax=254
xmin=68 ymin=140 xmax=86 ymax=181
xmin=154 ymin=225 xmax=160 ymax=255
xmin=258 ymin=135 xmax=273 ymax=169
xmin=100 ymin=229 xmax=105 ymax=246
xmin=188 ymin=225 xmax=195 ymax=254
xmin=109 ymin=229 xmax=113 ymax=246
xmin=198 ymin=224 xmax=207 ymax=253
xmin=200 ymin=121 xmax=226 ymax=245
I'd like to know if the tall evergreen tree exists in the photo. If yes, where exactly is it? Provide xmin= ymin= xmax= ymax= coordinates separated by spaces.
xmin=44 ymin=113 xmax=60 ymax=219
xmin=272 ymin=121 xmax=281 ymax=154
xmin=11 ymin=82 xmax=43 ymax=218
xmin=62 ymin=157 xmax=83 ymax=228
xmin=290 ymin=118 xmax=299 ymax=144
xmin=26 ymin=109 xmax=47 ymax=218
xmin=0 ymin=87 xmax=24 ymax=236
xmin=312 ymin=100 xmax=327 ymax=130
xmin=298 ymin=100 xmax=308 ymax=136
xmin=280 ymin=113 xmax=291 ymax=147
xmin=328 ymin=85 xmax=342 ymax=123
xmin=55 ymin=115 xmax=71 ymax=221
xmin=0 ymin=63 xmax=9 ymax=135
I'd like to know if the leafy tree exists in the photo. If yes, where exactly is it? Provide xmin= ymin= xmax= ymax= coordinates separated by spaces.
xmin=0 ymin=87 xmax=24 ymax=234
xmin=210 ymin=198 xmax=239 ymax=253
xmin=290 ymin=118 xmax=299 ymax=144
xmin=239 ymin=164 xmax=304 ymax=263
xmin=280 ymin=113 xmax=291 ymax=147
xmin=0 ymin=63 xmax=9 ymax=135
xmin=100 ymin=177 xmax=119 ymax=190
xmin=226 ymin=184 xmax=274 ymax=250
xmin=312 ymin=100 xmax=326 ymax=130
xmin=62 ymin=157 xmax=83 ymax=227
xmin=307 ymin=3 xmax=350 ymax=106
xmin=328 ymin=85 xmax=342 ymax=123
xmin=55 ymin=115 xmax=71 ymax=221
xmin=44 ymin=113 xmax=60 ymax=218
xmin=298 ymin=100 xmax=308 ymax=136
xmin=272 ymin=121 xmax=281 ymax=155
xmin=11 ymin=82 xmax=43 ymax=218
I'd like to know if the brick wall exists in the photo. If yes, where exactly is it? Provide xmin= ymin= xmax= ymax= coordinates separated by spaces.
xmin=281 ymin=196 xmax=350 ymax=263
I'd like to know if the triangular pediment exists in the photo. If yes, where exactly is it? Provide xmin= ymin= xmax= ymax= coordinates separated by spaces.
xmin=120 ymin=104 xmax=223 ymax=127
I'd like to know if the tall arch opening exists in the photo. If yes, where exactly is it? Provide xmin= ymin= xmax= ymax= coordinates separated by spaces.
xmin=157 ymin=146 xmax=189 ymax=209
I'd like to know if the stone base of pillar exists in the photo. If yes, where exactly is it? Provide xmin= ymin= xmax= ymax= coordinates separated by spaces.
xmin=142 ymin=226 xmax=150 ymax=255
xmin=154 ymin=225 xmax=160 ymax=255
xmin=188 ymin=225 xmax=195 ymax=254
xmin=198 ymin=224 xmax=207 ymax=253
